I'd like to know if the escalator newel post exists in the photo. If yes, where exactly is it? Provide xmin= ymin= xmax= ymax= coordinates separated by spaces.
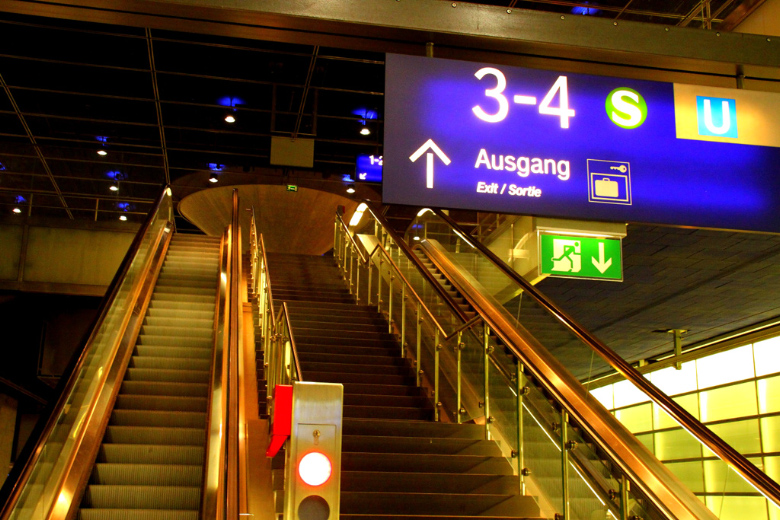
xmin=517 ymin=362 xmax=526 ymax=495
xmin=561 ymin=409 xmax=571 ymax=520
xmin=456 ymin=331 xmax=463 ymax=425
xmin=434 ymin=328 xmax=441 ymax=421
xmin=483 ymin=322 xmax=491 ymax=440
xmin=416 ymin=302 xmax=423 ymax=387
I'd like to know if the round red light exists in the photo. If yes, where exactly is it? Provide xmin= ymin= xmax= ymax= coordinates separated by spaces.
xmin=298 ymin=452 xmax=332 ymax=486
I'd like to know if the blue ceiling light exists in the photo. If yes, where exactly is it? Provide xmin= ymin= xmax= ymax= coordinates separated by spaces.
xmin=14 ymin=195 xmax=26 ymax=204
xmin=342 ymin=174 xmax=355 ymax=183
xmin=571 ymin=3 xmax=599 ymax=15
xmin=217 ymin=96 xmax=246 ymax=108
xmin=105 ymin=170 xmax=127 ymax=180
xmin=208 ymin=163 xmax=224 ymax=172
xmin=116 ymin=202 xmax=134 ymax=212
xmin=0 ymin=162 xmax=6 ymax=171
xmin=96 ymin=135 xmax=109 ymax=156
xmin=353 ymin=108 xmax=378 ymax=135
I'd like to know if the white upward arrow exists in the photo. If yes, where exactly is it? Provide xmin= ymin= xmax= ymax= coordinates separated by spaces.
xmin=409 ymin=139 xmax=451 ymax=189
xmin=592 ymin=242 xmax=613 ymax=274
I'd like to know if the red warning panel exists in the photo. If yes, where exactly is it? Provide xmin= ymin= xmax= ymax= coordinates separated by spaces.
xmin=266 ymin=384 xmax=293 ymax=458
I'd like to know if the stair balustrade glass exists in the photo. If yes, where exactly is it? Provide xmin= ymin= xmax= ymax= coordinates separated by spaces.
xmin=404 ymin=208 xmax=780 ymax=520
xmin=0 ymin=189 xmax=173 ymax=520
xmin=337 ymin=207 xmax=695 ymax=520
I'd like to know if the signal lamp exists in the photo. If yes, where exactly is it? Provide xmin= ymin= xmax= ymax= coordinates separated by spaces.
xmin=298 ymin=452 xmax=332 ymax=487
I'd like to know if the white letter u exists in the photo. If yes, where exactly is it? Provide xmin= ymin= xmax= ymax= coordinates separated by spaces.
xmin=703 ymin=99 xmax=731 ymax=135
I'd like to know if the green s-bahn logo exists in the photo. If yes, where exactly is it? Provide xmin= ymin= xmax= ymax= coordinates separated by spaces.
xmin=605 ymin=87 xmax=647 ymax=129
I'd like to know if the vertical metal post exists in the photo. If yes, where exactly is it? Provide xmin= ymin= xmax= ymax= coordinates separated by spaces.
xmin=517 ymin=362 xmax=526 ymax=495
xmin=347 ymin=243 xmax=353 ymax=295
xmin=561 ymin=410 xmax=571 ymax=520
xmin=377 ymin=257 xmax=383 ymax=313
xmin=456 ymin=331 xmax=463 ymax=425
xmin=483 ymin=323 xmax=491 ymax=440
xmin=355 ymin=256 xmax=361 ymax=304
xmin=400 ymin=284 xmax=406 ymax=358
xmin=333 ymin=218 xmax=338 ymax=261
xmin=388 ymin=275 xmax=394 ymax=333
xmin=416 ymin=303 xmax=422 ymax=387
xmin=434 ymin=328 xmax=441 ymax=422
xmin=619 ymin=474 xmax=630 ymax=520
xmin=367 ymin=260 xmax=373 ymax=306
xmin=343 ymin=234 xmax=349 ymax=274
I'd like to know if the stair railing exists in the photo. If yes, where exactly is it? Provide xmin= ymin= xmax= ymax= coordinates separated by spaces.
xmin=422 ymin=208 xmax=780 ymax=517
xmin=339 ymin=202 xmax=727 ymax=520
xmin=0 ymin=186 xmax=174 ymax=520
xmin=249 ymin=207 xmax=303 ymax=399
xmin=335 ymin=211 xmax=487 ymax=421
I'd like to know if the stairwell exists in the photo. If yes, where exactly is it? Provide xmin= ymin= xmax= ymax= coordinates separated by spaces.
xmin=78 ymin=234 xmax=221 ymax=520
xmin=265 ymin=252 xmax=542 ymax=520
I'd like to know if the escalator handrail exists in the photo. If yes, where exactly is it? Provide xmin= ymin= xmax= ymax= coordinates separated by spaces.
xmin=432 ymin=209 xmax=780 ymax=508
xmin=258 ymin=230 xmax=276 ymax=327
xmin=0 ymin=185 xmax=171 ymax=514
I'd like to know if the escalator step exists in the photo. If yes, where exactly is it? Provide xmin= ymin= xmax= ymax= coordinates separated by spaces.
xmin=124 ymin=368 xmax=209 ymax=383
xmin=79 ymin=510 xmax=197 ymax=520
xmin=103 ymin=426 xmax=205 ymax=446
xmin=111 ymin=409 xmax=206 ymax=428
xmin=91 ymin=463 xmax=202 ymax=486
xmin=98 ymin=444 xmax=204 ymax=465
xmin=113 ymin=395 xmax=207 ymax=413
xmin=82 ymin=485 xmax=200 ymax=509
xmin=133 ymin=346 xmax=212 ymax=360
xmin=120 ymin=381 xmax=208 ymax=397
xmin=128 ymin=356 xmax=211 ymax=372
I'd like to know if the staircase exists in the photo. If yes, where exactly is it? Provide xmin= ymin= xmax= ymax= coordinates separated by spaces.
xmin=78 ymin=234 xmax=221 ymax=520
xmin=265 ymin=252 xmax=542 ymax=520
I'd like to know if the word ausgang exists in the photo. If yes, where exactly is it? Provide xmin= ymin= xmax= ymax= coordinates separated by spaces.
xmin=475 ymin=149 xmax=571 ymax=180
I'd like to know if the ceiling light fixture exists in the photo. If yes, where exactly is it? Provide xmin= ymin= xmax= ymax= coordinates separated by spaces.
xmin=119 ymin=215 xmax=127 ymax=221
xmin=12 ymin=207 xmax=21 ymax=214
xmin=225 ymin=113 xmax=236 ymax=123
xmin=97 ymin=149 xmax=107 ymax=156
xmin=109 ymin=181 xmax=119 ymax=192
xmin=346 ymin=184 xmax=356 ymax=194
xmin=360 ymin=126 xmax=370 ymax=136
xmin=209 ymin=173 xmax=219 ymax=183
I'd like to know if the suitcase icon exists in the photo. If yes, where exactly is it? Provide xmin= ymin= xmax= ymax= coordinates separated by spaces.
xmin=595 ymin=177 xmax=619 ymax=198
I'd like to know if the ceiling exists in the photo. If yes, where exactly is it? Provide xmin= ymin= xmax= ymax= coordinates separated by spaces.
xmin=0 ymin=2 xmax=775 ymax=367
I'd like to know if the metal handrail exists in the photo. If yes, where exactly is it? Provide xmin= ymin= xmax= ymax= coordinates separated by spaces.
xmin=259 ymin=233 xmax=276 ymax=327
xmin=432 ymin=209 xmax=780 ymax=509
xmin=0 ymin=185 xmax=171 ymax=517
xmin=278 ymin=302 xmax=303 ymax=381
xmin=337 ymin=210 xmax=473 ymax=341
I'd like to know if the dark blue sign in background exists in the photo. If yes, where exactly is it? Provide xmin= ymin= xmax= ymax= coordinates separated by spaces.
xmin=383 ymin=54 xmax=780 ymax=233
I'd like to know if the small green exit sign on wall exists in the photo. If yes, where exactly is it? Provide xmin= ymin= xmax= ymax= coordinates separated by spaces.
xmin=287 ymin=185 xmax=298 ymax=192
xmin=539 ymin=233 xmax=622 ymax=281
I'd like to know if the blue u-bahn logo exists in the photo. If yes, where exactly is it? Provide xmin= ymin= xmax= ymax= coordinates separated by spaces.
xmin=696 ymin=96 xmax=738 ymax=138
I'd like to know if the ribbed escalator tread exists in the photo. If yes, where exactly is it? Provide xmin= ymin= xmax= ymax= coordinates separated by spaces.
xmin=79 ymin=234 xmax=219 ymax=519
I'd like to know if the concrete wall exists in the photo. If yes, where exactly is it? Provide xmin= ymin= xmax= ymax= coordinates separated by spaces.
xmin=0 ymin=218 xmax=138 ymax=296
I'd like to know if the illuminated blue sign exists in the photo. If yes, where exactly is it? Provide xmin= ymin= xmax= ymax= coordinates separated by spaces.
xmin=383 ymin=54 xmax=780 ymax=233
xmin=356 ymin=154 xmax=383 ymax=183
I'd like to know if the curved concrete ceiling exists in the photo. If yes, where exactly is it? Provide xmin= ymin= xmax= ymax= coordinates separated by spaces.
xmin=178 ymin=185 xmax=359 ymax=255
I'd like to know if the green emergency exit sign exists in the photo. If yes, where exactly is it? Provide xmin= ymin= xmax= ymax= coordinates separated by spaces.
xmin=287 ymin=185 xmax=298 ymax=192
xmin=539 ymin=234 xmax=622 ymax=281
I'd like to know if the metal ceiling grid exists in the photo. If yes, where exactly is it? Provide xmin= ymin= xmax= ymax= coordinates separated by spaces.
xmin=0 ymin=14 xmax=385 ymax=223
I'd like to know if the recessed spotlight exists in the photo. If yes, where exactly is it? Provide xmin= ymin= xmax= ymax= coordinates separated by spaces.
xmin=346 ymin=184 xmax=356 ymax=194
xmin=12 ymin=207 xmax=21 ymax=214
xmin=209 ymin=173 xmax=219 ymax=183
xmin=413 ymin=236 xmax=421 ymax=241
xmin=119 ymin=215 xmax=127 ymax=221
xmin=225 ymin=114 xmax=236 ymax=123
xmin=109 ymin=181 xmax=119 ymax=192
xmin=360 ymin=126 xmax=370 ymax=136
xmin=97 ymin=149 xmax=107 ymax=156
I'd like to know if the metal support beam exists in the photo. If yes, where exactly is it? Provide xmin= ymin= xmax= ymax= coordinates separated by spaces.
xmin=1 ymin=0 xmax=778 ymax=81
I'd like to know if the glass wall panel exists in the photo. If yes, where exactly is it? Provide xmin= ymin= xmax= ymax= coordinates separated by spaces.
xmin=697 ymin=345 xmax=755 ymax=389
xmin=707 ymin=419 xmax=761 ymax=454
xmin=703 ymin=459 xmax=761 ymax=494
xmin=612 ymin=379 xmax=651 ymax=408
xmin=655 ymin=428 xmax=703 ymax=461
xmin=761 ymin=416 xmax=780 ymax=452
xmin=590 ymin=385 xmax=613 ymax=409
xmin=652 ymin=394 xmax=700 ymax=430
xmin=699 ymin=382 xmax=757 ymax=423
xmin=705 ymin=496 xmax=768 ymax=520
xmin=650 ymin=361 xmax=698 ymax=395
xmin=766 ymin=456 xmax=780 ymax=483
xmin=614 ymin=403 xmax=653 ymax=433
xmin=754 ymin=337 xmax=780 ymax=377
xmin=664 ymin=460 xmax=705 ymax=493
xmin=758 ymin=376 xmax=780 ymax=414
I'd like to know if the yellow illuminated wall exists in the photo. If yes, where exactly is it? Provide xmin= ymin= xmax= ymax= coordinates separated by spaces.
xmin=591 ymin=337 xmax=780 ymax=520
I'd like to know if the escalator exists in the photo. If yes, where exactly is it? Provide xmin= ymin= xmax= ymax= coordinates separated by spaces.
xmin=79 ymin=235 xmax=219 ymax=519
xmin=0 ymin=188 xmax=244 ymax=520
